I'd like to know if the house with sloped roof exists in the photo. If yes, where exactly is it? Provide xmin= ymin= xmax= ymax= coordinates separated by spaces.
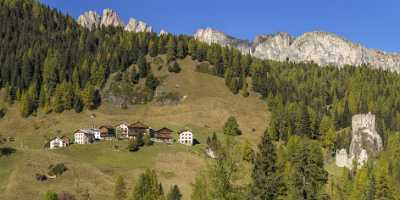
xmin=152 ymin=127 xmax=174 ymax=144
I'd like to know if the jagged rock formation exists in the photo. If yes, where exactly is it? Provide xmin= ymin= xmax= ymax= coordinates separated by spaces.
xmin=125 ymin=18 xmax=152 ymax=33
xmin=77 ymin=11 xmax=101 ymax=30
xmin=194 ymin=28 xmax=400 ymax=72
xmin=336 ymin=112 xmax=383 ymax=169
xmin=194 ymin=28 xmax=252 ymax=54
xmin=100 ymin=8 xmax=124 ymax=27
xmin=78 ymin=9 xmax=155 ymax=33
xmin=159 ymin=29 xmax=168 ymax=36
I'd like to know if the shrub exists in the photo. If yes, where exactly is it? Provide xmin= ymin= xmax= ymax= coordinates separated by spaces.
xmin=168 ymin=61 xmax=181 ymax=73
xmin=48 ymin=163 xmax=67 ymax=176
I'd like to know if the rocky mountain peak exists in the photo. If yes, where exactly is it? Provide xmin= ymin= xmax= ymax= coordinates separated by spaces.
xmin=194 ymin=28 xmax=400 ymax=71
xmin=194 ymin=28 xmax=232 ymax=46
xmin=125 ymin=18 xmax=152 ymax=33
xmin=159 ymin=29 xmax=168 ymax=36
xmin=100 ymin=8 xmax=124 ymax=27
xmin=77 ymin=10 xmax=101 ymax=30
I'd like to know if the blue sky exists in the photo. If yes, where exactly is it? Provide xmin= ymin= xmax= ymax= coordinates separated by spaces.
xmin=40 ymin=0 xmax=399 ymax=52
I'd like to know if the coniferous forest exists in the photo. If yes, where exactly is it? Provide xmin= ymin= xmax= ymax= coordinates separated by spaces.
xmin=2 ymin=0 xmax=400 ymax=199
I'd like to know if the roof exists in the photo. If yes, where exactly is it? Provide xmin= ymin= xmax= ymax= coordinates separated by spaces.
xmin=74 ymin=129 xmax=98 ymax=135
xmin=129 ymin=122 xmax=149 ymax=129
xmin=99 ymin=125 xmax=114 ymax=129
xmin=156 ymin=127 xmax=174 ymax=133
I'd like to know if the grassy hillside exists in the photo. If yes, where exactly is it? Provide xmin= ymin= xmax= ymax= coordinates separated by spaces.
xmin=0 ymin=57 xmax=269 ymax=200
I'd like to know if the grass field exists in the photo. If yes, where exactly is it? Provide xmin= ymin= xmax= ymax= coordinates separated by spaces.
xmin=0 ymin=57 xmax=269 ymax=200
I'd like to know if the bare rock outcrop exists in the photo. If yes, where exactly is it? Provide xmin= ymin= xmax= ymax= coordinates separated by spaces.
xmin=194 ymin=28 xmax=400 ymax=72
xmin=77 ymin=11 xmax=101 ymax=30
xmin=100 ymin=8 xmax=124 ymax=27
xmin=336 ymin=112 xmax=383 ymax=169
xmin=125 ymin=18 xmax=152 ymax=33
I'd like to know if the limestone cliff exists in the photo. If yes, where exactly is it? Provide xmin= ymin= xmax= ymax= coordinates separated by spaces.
xmin=125 ymin=18 xmax=152 ymax=33
xmin=194 ymin=28 xmax=400 ymax=72
xmin=100 ymin=8 xmax=124 ymax=27
xmin=77 ymin=11 xmax=101 ymax=30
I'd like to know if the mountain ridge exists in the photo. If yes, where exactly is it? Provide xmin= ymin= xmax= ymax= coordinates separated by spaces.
xmin=77 ymin=9 xmax=400 ymax=72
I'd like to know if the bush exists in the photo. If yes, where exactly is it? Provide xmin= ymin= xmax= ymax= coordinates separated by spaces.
xmin=48 ymin=163 xmax=67 ymax=176
xmin=144 ymin=134 xmax=153 ymax=146
xmin=128 ymin=139 xmax=140 ymax=152
xmin=168 ymin=61 xmax=181 ymax=73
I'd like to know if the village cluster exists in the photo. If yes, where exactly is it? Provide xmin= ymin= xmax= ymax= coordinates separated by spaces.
xmin=48 ymin=121 xmax=194 ymax=150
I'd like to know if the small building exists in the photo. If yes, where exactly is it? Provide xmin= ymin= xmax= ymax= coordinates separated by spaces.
xmin=178 ymin=131 xmax=193 ymax=146
xmin=99 ymin=125 xmax=115 ymax=140
xmin=117 ymin=122 xmax=149 ymax=139
xmin=74 ymin=129 xmax=96 ymax=144
xmin=49 ymin=136 xmax=70 ymax=149
xmin=153 ymin=127 xmax=174 ymax=144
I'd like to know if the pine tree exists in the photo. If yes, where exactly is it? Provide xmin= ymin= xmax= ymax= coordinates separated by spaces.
xmin=286 ymin=136 xmax=328 ymax=200
xmin=132 ymin=169 xmax=165 ymax=200
xmin=223 ymin=116 xmax=241 ymax=136
xmin=249 ymin=131 xmax=282 ymax=200
xmin=167 ymin=185 xmax=182 ymax=200
xmin=145 ymin=73 xmax=160 ymax=90
xmin=191 ymin=175 xmax=209 ymax=200
xmin=166 ymin=36 xmax=177 ymax=62
xmin=148 ymin=39 xmax=158 ymax=57
xmin=114 ymin=176 xmax=127 ymax=200
xmin=176 ymin=40 xmax=185 ymax=59
xmin=138 ymin=56 xmax=149 ymax=78
xmin=374 ymin=172 xmax=395 ymax=200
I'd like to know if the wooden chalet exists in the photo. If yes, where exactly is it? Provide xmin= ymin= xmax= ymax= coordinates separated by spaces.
xmin=127 ymin=122 xmax=149 ymax=138
xmin=153 ymin=127 xmax=174 ymax=143
xmin=99 ymin=125 xmax=115 ymax=139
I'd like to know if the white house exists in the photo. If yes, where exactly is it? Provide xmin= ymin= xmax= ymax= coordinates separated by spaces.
xmin=49 ymin=137 xmax=69 ymax=149
xmin=117 ymin=123 xmax=130 ymax=138
xmin=74 ymin=129 xmax=96 ymax=144
xmin=178 ymin=131 xmax=193 ymax=146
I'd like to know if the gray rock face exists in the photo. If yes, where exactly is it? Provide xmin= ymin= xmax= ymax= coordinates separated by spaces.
xmin=100 ymin=8 xmax=124 ymax=27
xmin=194 ymin=28 xmax=252 ymax=54
xmin=194 ymin=28 xmax=400 ymax=72
xmin=336 ymin=112 xmax=383 ymax=169
xmin=159 ymin=29 xmax=168 ymax=36
xmin=125 ymin=18 xmax=153 ymax=33
xmin=77 ymin=11 xmax=101 ymax=30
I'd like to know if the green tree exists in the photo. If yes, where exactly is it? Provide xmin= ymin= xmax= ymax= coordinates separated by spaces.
xmin=81 ymin=83 xmax=97 ymax=110
xmin=44 ymin=191 xmax=58 ymax=200
xmin=166 ymin=36 xmax=177 ymax=62
xmin=132 ymin=169 xmax=165 ymax=200
xmin=249 ymin=131 xmax=283 ymax=200
xmin=167 ymin=185 xmax=182 ymax=200
xmin=176 ymin=40 xmax=185 ymax=59
xmin=114 ymin=176 xmax=127 ymax=200
xmin=191 ymin=175 xmax=210 ymax=200
xmin=138 ymin=56 xmax=149 ymax=78
xmin=145 ymin=74 xmax=160 ymax=90
xmin=223 ymin=116 xmax=241 ymax=136
xmin=286 ymin=136 xmax=328 ymax=200
xmin=374 ymin=168 xmax=395 ymax=200
xmin=148 ymin=39 xmax=158 ymax=57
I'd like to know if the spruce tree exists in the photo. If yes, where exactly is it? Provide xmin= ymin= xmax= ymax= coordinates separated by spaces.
xmin=249 ymin=131 xmax=282 ymax=200
xmin=166 ymin=36 xmax=176 ymax=62
xmin=167 ymin=185 xmax=182 ymax=200
xmin=223 ymin=116 xmax=241 ymax=136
